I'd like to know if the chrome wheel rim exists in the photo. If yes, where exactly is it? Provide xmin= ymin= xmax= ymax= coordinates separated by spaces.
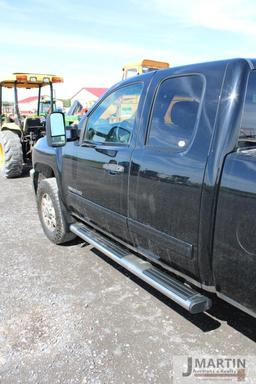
xmin=41 ymin=193 xmax=56 ymax=232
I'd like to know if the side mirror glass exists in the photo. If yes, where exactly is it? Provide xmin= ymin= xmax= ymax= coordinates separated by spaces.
xmin=46 ymin=112 xmax=66 ymax=147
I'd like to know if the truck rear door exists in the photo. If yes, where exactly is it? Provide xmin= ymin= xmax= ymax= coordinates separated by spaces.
xmin=128 ymin=70 xmax=221 ymax=280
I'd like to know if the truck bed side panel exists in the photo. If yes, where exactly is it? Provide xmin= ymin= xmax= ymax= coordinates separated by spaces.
xmin=213 ymin=151 xmax=256 ymax=314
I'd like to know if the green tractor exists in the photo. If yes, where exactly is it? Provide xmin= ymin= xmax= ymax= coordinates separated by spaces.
xmin=65 ymin=99 xmax=84 ymax=126
xmin=0 ymin=73 xmax=63 ymax=178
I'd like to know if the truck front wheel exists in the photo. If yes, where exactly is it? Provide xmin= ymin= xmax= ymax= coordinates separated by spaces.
xmin=0 ymin=130 xmax=23 ymax=178
xmin=37 ymin=177 xmax=76 ymax=244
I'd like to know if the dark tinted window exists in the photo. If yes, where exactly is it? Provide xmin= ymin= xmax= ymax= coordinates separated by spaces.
xmin=240 ymin=71 xmax=256 ymax=143
xmin=148 ymin=75 xmax=203 ymax=150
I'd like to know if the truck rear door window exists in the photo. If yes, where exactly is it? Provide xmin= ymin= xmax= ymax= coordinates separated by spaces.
xmin=239 ymin=71 xmax=256 ymax=145
xmin=147 ymin=75 xmax=203 ymax=150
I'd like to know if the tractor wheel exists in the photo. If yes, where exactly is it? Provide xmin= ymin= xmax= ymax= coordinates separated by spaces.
xmin=0 ymin=130 xmax=23 ymax=178
xmin=37 ymin=177 xmax=76 ymax=244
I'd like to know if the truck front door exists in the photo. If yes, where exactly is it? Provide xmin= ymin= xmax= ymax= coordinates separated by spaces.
xmin=70 ymin=81 xmax=145 ymax=243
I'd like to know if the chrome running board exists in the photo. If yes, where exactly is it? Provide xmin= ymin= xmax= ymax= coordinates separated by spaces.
xmin=70 ymin=223 xmax=212 ymax=314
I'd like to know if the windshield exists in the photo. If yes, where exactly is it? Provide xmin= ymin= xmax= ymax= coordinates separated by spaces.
xmin=40 ymin=100 xmax=56 ymax=115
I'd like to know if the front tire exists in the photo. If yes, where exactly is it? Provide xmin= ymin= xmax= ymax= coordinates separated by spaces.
xmin=37 ymin=177 xmax=76 ymax=244
xmin=0 ymin=130 xmax=23 ymax=178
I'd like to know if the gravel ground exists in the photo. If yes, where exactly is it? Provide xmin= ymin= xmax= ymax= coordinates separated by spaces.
xmin=0 ymin=173 xmax=255 ymax=384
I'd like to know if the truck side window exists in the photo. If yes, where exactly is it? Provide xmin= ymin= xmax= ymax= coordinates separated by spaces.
xmin=239 ymin=71 xmax=256 ymax=144
xmin=147 ymin=75 xmax=203 ymax=150
xmin=84 ymin=83 xmax=143 ymax=145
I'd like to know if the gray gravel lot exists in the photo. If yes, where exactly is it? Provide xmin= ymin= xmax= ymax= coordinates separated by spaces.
xmin=0 ymin=173 xmax=256 ymax=383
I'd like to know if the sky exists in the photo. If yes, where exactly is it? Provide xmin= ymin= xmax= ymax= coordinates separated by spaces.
xmin=0 ymin=0 xmax=256 ymax=100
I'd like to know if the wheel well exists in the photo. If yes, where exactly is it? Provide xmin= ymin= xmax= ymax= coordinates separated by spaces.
xmin=34 ymin=164 xmax=55 ymax=193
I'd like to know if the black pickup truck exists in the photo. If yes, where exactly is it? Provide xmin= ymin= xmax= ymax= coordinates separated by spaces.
xmin=31 ymin=58 xmax=256 ymax=318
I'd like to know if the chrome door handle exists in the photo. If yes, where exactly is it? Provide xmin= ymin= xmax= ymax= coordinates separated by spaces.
xmin=103 ymin=163 xmax=124 ymax=174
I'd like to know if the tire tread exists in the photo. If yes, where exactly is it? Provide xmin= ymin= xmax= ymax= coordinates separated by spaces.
xmin=0 ymin=130 xmax=23 ymax=178
xmin=37 ymin=177 xmax=76 ymax=244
